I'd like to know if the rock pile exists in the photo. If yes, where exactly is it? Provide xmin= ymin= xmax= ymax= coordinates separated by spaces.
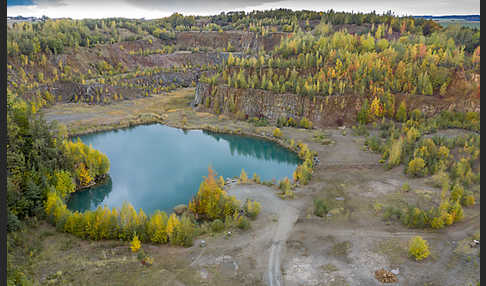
xmin=374 ymin=268 xmax=398 ymax=283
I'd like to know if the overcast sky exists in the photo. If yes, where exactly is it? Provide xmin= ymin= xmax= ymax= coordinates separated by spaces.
xmin=7 ymin=0 xmax=481 ymax=19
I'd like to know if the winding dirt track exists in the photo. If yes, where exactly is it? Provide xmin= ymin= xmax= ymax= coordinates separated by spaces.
xmin=229 ymin=184 xmax=303 ymax=286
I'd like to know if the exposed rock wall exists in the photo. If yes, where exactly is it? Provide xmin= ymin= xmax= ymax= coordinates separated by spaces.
xmin=194 ymin=83 xmax=480 ymax=127
xmin=176 ymin=31 xmax=288 ymax=52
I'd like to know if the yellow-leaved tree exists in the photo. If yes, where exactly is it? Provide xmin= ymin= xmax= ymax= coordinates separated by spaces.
xmin=408 ymin=236 xmax=430 ymax=261
xmin=368 ymin=96 xmax=384 ymax=121
xmin=239 ymin=169 xmax=248 ymax=184
xmin=189 ymin=167 xmax=239 ymax=220
xmin=167 ymin=213 xmax=180 ymax=243
xmin=130 ymin=233 xmax=141 ymax=252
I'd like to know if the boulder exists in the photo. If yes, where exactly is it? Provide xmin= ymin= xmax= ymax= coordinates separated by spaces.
xmin=173 ymin=204 xmax=188 ymax=215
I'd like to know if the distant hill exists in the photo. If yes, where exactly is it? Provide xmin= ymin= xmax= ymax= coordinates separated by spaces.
xmin=414 ymin=15 xmax=480 ymax=21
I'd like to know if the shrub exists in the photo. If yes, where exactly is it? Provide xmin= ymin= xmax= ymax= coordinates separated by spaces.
xmin=237 ymin=216 xmax=250 ymax=230
xmin=282 ymin=188 xmax=295 ymax=199
xmin=7 ymin=211 xmax=22 ymax=232
xmin=462 ymin=194 xmax=476 ymax=207
xmin=410 ymin=109 xmax=423 ymax=121
xmin=396 ymin=101 xmax=407 ymax=122
xmin=314 ymin=199 xmax=328 ymax=217
xmin=293 ymin=162 xmax=313 ymax=185
xmin=407 ymin=157 xmax=426 ymax=177
xmin=402 ymin=206 xmax=427 ymax=228
xmin=173 ymin=215 xmax=196 ymax=247
xmin=387 ymin=136 xmax=403 ymax=168
xmin=299 ymin=117 xmax=313 ymax=129
xmin=357 ymin=99 xmax=369 ymax=124
xmin=351 ymin=124 xmax=369 ymax=136
xmin=400 ymin=183 xmax=411 ymax=192
xmin=368 ymin=96 xmax=384 ymax=121
xmin=252 ymin=173 xmax=261 ymax=184
xmin=287 ymin=117 xmax=296 ymax=127
xmin=430 ymin=216 xmax=445 ymax=229
xmin=408 ymin=236 xmax=430 ymax=261
xmin=383 ymin=206 xmax=402 ymax=221
xmin=245 ymin=200 xmax=261 ymax=220
xmin=130 ymin=233 xmax=141 ymax=252
xmin=210 ymin=219 xmax=225 ymax=232
xmin=189 ymin=168 xmax=240 ymax=221
xmin=273 ymin=128 xmax=283 ymax=138
xmin=277 ymin=116 xmax=287 ymax=127
xmin=450 ymin=184 xmax=464 ymax=202
xmin=218 ymin=176 xmax=225 ymax=188
xmin=365 ymin=136 xmax=383 ymax=153
xmin=279 ymin=177 xmax=291 ymax=193
xmin=239 ymin=169 xmax=249 ymax=184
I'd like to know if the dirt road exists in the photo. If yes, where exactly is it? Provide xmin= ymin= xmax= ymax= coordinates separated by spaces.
xmin=228 ymin=184 xmax=304 ymax=286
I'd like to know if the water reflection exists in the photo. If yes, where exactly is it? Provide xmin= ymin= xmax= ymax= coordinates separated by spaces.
xmin=204 ymin=131 xmax=301 ymax=165
xmin=67 ymin=177 xmax=113 ymax=212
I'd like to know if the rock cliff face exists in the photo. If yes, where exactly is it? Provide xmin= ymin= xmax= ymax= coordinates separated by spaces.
xmin=194 ymin=83 xmax=480 ymax=127
xmin=176 ymin=31 xmax=287 ymax=52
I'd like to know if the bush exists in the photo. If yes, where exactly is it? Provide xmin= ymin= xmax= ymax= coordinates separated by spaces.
xmin=410 ymin=109 xmax=423 ymax=121
xmin=299 ymin=117 xmax=313 ymax=129
xmin=245 ymin=200 xmax=261 ymax=220
xmin=407 ymin=157 xmax=426 ymax=177
xmin=383 ymin=206 xmax=402 ymax=221
xmin=7 ymin=211 xmax=22 ymax=232
xmin=237 ymin=216 xmax=250 ymax=230
xmin=249 ymin=117 xmax=269 ymax=127
xmin=357 ymin=99 xmax=369 ymax=124
xmin=239 ymin=169 xmax=249 ymax=184
xmin=430 ymin=216 xmax=445 ymax=229
xmin=408 ymin=236 xmax=430 ymax=261
xmin=210 ymin=219 xmax=225 ymax=232
xmin=273 ymin=128 xmax=283 ymax=138
xmin=462 ymin=194 xmax=476 ymax=207
xmin=351 ymin=124 xmax=369 ymax=136
xmin=365 ymin=136 xmax=383 ymax=153
xmin=252 ymin=173 xmax=261 ymax=184
xmin=396 ymin=101 xmax=407 ymax=122
xmin=386 ymin=136 xmax=403 ymax=168
xmin=401 ymin=183 xmax=411 ymax=192
xmin=450 ymin=184 xmax=464 ymax=202
xmin=277 ymin=116 xmax=287 ymax=127
xmin=287 ymin=117 xmax=296 ymax=127
xmin=130 ymin=233 xmax=141 ymax=252
xmin=279 ymin=177 xmax=291 ymax=193
xmin=314 ymin=199 xmax=328 ymax=217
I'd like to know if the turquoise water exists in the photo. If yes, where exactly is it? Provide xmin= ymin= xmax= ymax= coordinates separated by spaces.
xmin=67 ymin=124 xmax=301 ymax=214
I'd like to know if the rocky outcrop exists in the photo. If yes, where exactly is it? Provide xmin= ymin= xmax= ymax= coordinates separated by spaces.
xmin=173 ymin=204 xmax=188 ymax=215
xmin=176 ymin=31 xmax=288 ymax=52
xmin=194 ymin=83 xmax=481 ymax=127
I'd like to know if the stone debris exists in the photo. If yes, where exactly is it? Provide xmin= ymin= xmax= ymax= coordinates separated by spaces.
xmin=374 ymin=268 xmax=398 ymax=283
xmin=470 ymin=240 xmax=480 ymax=247
xmin=225 ymin=178 xmax=238 ymax=185
xmin=173 ymin=204 xmax=188 ymax=215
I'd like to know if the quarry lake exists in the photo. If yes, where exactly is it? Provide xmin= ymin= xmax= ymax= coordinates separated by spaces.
xmin=67 ymin=124 xmax=301 ymax=214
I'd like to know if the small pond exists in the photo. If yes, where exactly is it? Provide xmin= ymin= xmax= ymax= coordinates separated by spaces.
xmin=67 ymin=124 xmax=301 ymax=214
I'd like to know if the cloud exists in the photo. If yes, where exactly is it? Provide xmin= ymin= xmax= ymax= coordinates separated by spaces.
xmin=123 ymin=0 xmax=282 ymax=14
xmin=7 ymin=0 xmax=480 ymax=19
